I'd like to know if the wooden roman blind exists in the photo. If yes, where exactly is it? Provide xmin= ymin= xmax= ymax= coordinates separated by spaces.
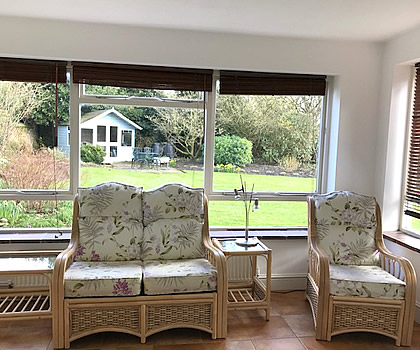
xmin=220 ymin=71 xmax=327 ymax=95
xmin=73 ymin=62 xmax=212 ymax=91
xmin=404 ymin=64 xmax=420 ymax=219
xmin=0 ymin=58 xmax=67 ymax=83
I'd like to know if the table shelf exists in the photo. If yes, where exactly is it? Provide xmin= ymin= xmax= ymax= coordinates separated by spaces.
xmin=213 ymin=238 xmax=271 ymax=320
xmin=0 ymin=252 xmax=56 ymax=320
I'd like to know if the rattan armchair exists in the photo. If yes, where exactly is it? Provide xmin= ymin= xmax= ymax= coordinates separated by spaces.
xmin=306 ymin=191 xmax=416 ymax=346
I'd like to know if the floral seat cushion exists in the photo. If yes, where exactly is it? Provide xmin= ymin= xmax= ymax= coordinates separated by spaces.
xmin=64 ymin=261 xmax=143 ymax=297
xmin=143 ymin=259 xmax=217 ymax=295
xmin=329 ymin=264 xmax=406 ymax=300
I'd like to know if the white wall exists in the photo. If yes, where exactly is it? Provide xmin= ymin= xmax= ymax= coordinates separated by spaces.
xmin=375 ymin=26 xmax=420 ymax=231
xmin=0 ymin=15 xmax=383 ymax=196
xmin=0 ymin=15 xmax=385 ymax=294
xmin=375 ymin=24 xmax=420 ymax=323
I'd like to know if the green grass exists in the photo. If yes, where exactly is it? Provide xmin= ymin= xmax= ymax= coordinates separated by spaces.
xmin=81 ymin=167 xmax=312 ymax=227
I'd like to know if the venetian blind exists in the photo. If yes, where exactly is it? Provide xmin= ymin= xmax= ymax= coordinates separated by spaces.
xmin=219 ymin=71 xmax=327 ymax=96
xmin=0 ymin=58 xmax=67 ymax=83
xmin=72 ymin=62 xmax=212 ymax=92
xmin=404 ymin=64 xmax=420 ymax=219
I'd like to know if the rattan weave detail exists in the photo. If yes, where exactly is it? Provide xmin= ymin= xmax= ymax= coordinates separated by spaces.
xmin=332 ymin=304 xmax=400 ymax=336
xmin=70 ymin=307 xmax=140 ymax=336
xmin=306 ymin=277 xmax=318 ymax=319
xmin=146 ymin=303 xmax=212 ymax=331
xmin=253 ymin=282 xmax=266 ymax=301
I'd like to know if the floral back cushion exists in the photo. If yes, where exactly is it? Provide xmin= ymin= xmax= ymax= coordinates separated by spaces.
xmin=313 ymin=191 xmax=378 ymax=265
xmin=75 ymin=182 xmax=143 ymax=262
xmin=142 ymin=184 xmax=205 ymax=260
xmin=143 ymin=184 xmax=204 ymax=226
xmin=142 ymin=218 xmax=205 ymax=260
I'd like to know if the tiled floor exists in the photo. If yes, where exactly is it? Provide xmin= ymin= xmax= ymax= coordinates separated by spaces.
xmin=1 ymin=291 xmax=419 ymax=350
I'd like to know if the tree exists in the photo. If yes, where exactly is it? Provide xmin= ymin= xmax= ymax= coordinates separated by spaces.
xmin=146 ymin=108 xmax=204 ymax=159
xmin=0 ymin=82 xmax=41 ymax=157
xmin=216 ymin=94 xmax=322 ymax=164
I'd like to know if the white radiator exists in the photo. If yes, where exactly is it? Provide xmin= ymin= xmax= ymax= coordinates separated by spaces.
xmin=228 ymin=256 xmax=252 ymax=281
xmin=0 ymin=275 xmax=49 ymax=289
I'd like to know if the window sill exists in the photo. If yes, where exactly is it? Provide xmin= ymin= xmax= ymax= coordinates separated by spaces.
xmin=209 ymin=228 xmax=307 ymax=240
xmin=0 ymin=232 xmax=71 ymax=244
xmin=383 ymin=231 xmax=420 ymax=254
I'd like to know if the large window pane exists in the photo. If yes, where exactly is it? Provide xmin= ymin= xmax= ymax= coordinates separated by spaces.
xmin=214 ymin=93 xmax=322 ymax=193
xmin=0 ymin=81 xmax=70 ymax=191
xmin=208 ymin=201 xmax=307 ymax=227
xmin=0 ymin=200 xmax=73 ymax=228
xmin=79 ymin=103 xmax=204 ymax=190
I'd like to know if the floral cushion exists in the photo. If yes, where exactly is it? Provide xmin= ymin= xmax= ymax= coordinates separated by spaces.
xmin=141 ymin=218 xmax=205 ymax=260
xmin=78 ymin=182 xmax=143 ymax=218
xmin=64 ymin=261 xmax=143 ymax=297
xmin=143 ymin=259 xmax=217 ymax=295
xmin=329 ymin=264 xmax=405 ymax=300
xmin=143 ymin=184 xmax=204 ymax=226
xmin=313 ymin=191 xmax=378 ymax=265
xmin=76 ymin=182 xmax=143 ymax=261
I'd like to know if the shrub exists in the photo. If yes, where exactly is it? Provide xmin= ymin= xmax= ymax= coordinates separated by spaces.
xmin=0 ymin=201 xmax=24 ymax=227
xmin=80 ymin=144 xmax=105 ymax=164
xmin=214 ymin=135 xmax=252 ymax=167
xmin=214 ymin=164 xmax=241 ymax=173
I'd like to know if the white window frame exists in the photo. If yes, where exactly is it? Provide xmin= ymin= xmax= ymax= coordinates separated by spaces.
xmin=400 ymin=66 xmax=419 ymax=237
xmin=0 ymin=66 xmax=329 ymax=232
xmin=203 ymin=71 xmax=328 ymax=206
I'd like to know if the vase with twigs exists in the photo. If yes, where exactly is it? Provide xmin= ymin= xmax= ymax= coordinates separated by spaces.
xmin=234 ymin=175 xmax=260 ymax=247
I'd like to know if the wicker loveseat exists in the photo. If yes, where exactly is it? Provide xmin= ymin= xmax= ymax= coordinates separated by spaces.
xmin=52 ymin=182 xmax=227 ymax=349
xmin=306 ymin=191 xmax=416 ymax=346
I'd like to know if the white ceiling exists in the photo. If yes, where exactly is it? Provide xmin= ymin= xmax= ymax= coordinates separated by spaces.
xmin=1 ymin=0 xmax=420 ymax=42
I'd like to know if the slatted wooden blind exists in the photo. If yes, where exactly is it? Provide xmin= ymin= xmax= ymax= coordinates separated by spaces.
xmin=219 ymin=71 xmax=326 ymax=95
xmin=73 ymin=62 xmax=212 ymax=92
xmin=0 ymin=58 xmax=67 ymax=83
xmin=404 ymin=64 xmax=420 ymax=219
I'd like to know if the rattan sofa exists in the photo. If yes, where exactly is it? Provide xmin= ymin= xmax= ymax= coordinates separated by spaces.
xmin=306 ymin=191 xmax=416 ymax=346
xmin=52 ymin=182 xmax=227 ymax=349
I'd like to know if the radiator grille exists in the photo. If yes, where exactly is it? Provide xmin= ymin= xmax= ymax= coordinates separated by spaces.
xmin=228 ymin=256 xmax=252 ymax=281
xmin=0 ymin=275 xmax=49 ymax=289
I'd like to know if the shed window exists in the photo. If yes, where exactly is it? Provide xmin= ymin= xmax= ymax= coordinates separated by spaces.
xmin=121 ymin=130 xmax=132 ymax=146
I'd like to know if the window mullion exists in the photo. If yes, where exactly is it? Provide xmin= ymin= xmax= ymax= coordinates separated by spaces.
xmin=69 ymin=74 xmax=81 ymax=196
xmin=203 ymin=71 xmax=218 ymax=195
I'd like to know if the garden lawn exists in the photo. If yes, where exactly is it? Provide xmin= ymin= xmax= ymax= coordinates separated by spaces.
xmin=80 ymin=167 xmax=313 ymax=227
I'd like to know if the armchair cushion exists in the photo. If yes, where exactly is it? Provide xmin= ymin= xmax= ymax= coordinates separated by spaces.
xmin=314 ymin=191 xmax=378 ymax=265
xmin=143 ymin=259 xmax=217 ymax=295
xmin=76 ymin=182 xmax=143 ymax=261
xmin=329 ymin=264 xmax=406 ymax=300
xmin=142 ymin=218 xmax=205 ymax=260
xmin=64 ymin=261 xmax=143 ymax=297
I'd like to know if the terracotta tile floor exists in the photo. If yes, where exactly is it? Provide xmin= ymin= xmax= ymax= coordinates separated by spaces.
xmin=1 ymin=291 xmax=419 ymax=350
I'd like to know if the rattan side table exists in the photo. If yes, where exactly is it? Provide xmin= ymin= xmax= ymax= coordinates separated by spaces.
xmin=0 ymin=252 xmax=56 ymax=320
xmin=212 ymin=237 xmax=271 ymax=320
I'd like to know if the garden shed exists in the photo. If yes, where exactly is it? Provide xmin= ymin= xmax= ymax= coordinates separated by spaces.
xmin=58 ymin=108 xmax=142 ymax=163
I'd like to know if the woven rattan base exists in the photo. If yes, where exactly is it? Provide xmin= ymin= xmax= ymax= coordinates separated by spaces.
xmin=329 ymin=296 xmax=404 ymax=341
xmin=306 ymin=275 xmax=319 ymax=322
xmin=65 ymin=294 xmax=217 ymax=347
